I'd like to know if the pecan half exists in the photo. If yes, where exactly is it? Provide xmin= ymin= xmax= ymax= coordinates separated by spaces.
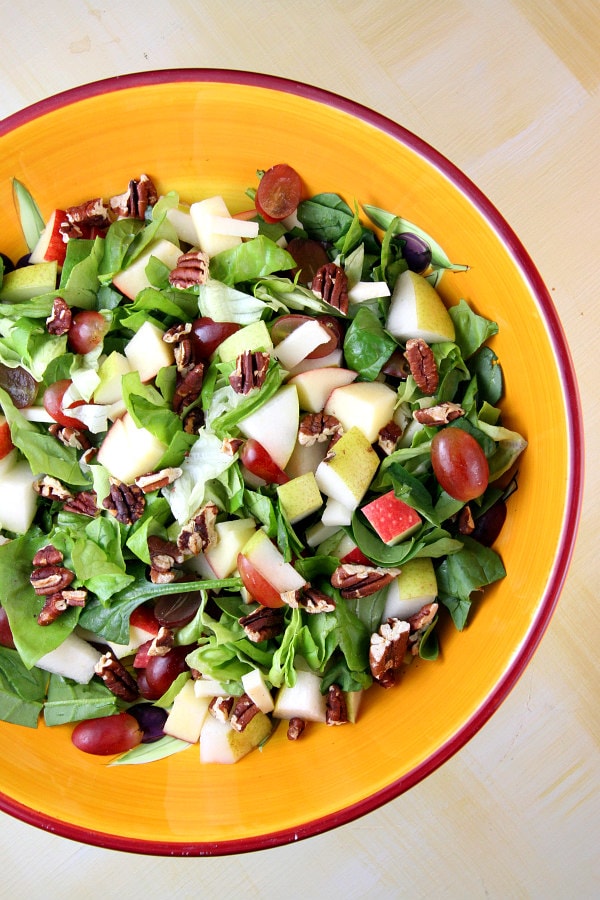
xmin=33 ymin=475 xmax=72 ymax=502
xmin=230 ymin=693 xmax=260 ymax=732
xmin=287 ymin=717 xmax=306 ymax=740
xmin=62 ymin=490 xmax=99 ymax=517
xmin=94 ymin=652 xmax=139 ymax=702
xmin=177 ymin=502 xmax=219 ymax=556
xmin=30 ymin=565 xmax=75 ymax=595
xmin=37 ymin=588 xmax=87 ymax=625
xmin=311 ymin=262 xmax=349 ymax=314
xmin=413 ymin=401 xmax=464 ymax=426
xmin=209 ymin=695 xmax=235 ymax=722
xmin=229 ymin=350 xmax=270 ymax=394
xmin=135 ymin=467 xmax=182 ymax=493
xmin=404 ymin=338 xmax=439 ymax=395
xmin=46 ymin=297 xmax=72 ymax=335
xmin=172 ymin=363 xmax=204 ymax=414
xmin=331 ymin=564 xmax=400 ymax=599
xmin=369 ymin=618 xmax=410 ymax=688
xmin=48 ymin=423 xmax=92 ymax=452
xmin=377 ymin=420 xmax=402 ymax=456
xmin=65 ymin=197 xmax=110 ymax=229
xmin=239 ymin=605 xmax=285 ymax=642
xmin=109 ymin=174 xmax=158 ymax=219
xmin=298 ymin=412 xmax=343 ymax=446
xmin=326 ymin=684 xmax=348 ymax=725
xmin=168 ymin=250 xmax=210 ymax=289
xmin=32 ymin=544 xmax=64 ymax=567
xmin=102 ymin=480 xmax=145 ymax=524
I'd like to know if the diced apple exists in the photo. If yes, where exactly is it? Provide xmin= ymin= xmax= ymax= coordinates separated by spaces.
xmin=241 ymin=668 xmax=274 ymax=714
xmin=347 ymin=281 xmax=391 ymax=303
xmin=287 ymin=366 xmax=358 ymax=412
xmin=190 ymin=196 xmax=242 ymax=257
xmin=217 ymin=320 xmax=273 ymax=362
xmin=164 ymin=679 xmax=211 ymax=743
xmin=287 ymin=347 xmax=343 ymax=374
xmin=315 ymin=426 xmax=379 ymax=511
xmin=382 ymin=558 xmax=438 ymax=621
xmin=237 ymin=384 xmax=299 ymax=470
xmin=165 ymin=203 xmax=199 ymax=245
xmin=112 ymin=238 xmax=181 ymax=300
xmin=0 ymin=260 xmax=58 ymax=302
xmin=203 ymin=517 xmax=257 ymax=579
xmin=324 ymin=381 xmax=397 ymax=443
xmin=273 ymin=669 xmax=327 ymax=723
xmin=305 ymin=520 xmax=340 ymax=548
xmin=333 ymin=533 xmax=371 ymax=566
xmin=36 ymin=633 xmax=102 ymax=684
xmin=29 ymin=209 xmax=68 ymax=268
xmin=240 ymin=528 xmax=306 ymax=594
xmin=93 ymin=351 xmax=133 ymax=404
xmin=124 ymin=320 xmax=174 ymax=383
xmin=361 ymin=490 xmax=422 ymax=546
xmin=0 ymin=460 xmax=38 ymax=534
xmin=0 ymin=415 xmax=14 ymax=461
xmin=0 ymin=448 xmax=18 ymax=479
xmin=199 ymin=214 xmax=259 ymax=239
xmin=193 ymin=678 xmax=231 ymax=698
xmin=97 ymin=412 xmax=168 ymax=483
xmin=272 ymin=320 xmax=331 ymax=371
xmin=284 ymin=436 xmax=328 ymax=479
xmin=276 ymin=472 xmax=323 ymax=524
xmin=199 ymin=708 xmax=272 ymax=764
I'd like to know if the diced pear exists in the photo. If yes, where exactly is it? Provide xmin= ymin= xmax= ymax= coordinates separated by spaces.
xmin=287 ymin=347 xmax=343 ymax=374
xmin=190 ymin=196 xmax=242 ymax=257
xmin=199 ymin=709 xmax=272 ymax=764
xmin=315 ymin=426 xmax=379 ymax=510
xmin=0 ymin=447 xmax=18 ymax=478
xmin=124 ymin=320 xmax=174 ymax=383
xmin=287 ymin=366 xmax=358 ymax=412
xmin=382 ymin=558 xmax=438 ymax=621
xmin=276 ymin=472 xmax=323 ymax=524
xmin=272 ymin=320 xmax=331 ymax=370
xmin=0 ymin=260 xmax=58 ymax=302
xmin=111 ymin=238 xmax=181 ymax=300
xmin=241 ymin=668 xmax=274 ymax=713
xmin=0 ymin=460 xmax=38 ymax=534
xmin=165 ymin=204 xmax=199 ymax=245
xmin=240 ymin=528 xmax=306 ymax=594
xmin=203 ymin=517 xmax=257 ymax=579
xmin=321 ymin=497 xmax=353 ymax=527
xmin=273 ymin=669 xmax=327 ymax=723
xmin=163 ymin=680 xmax=211 ymax=743
xmin=284 ymin=437 xmax=328 ymax=479
xmin=193 ymin=678 xmax=231 ymax=698
xmin=94 ymin=351 xmax=133 ymax=404
xmin=305 ymin=520 xmax=340 ymax=548
xmin=97 ymin=412 xmax=168 ymax=483
xmin=36 ymin=633 xmax=102 ymax=684
xmin=237 ymin=384 xmax=299 ymax=469
xmin=386 ymin=269 xmax=455 ymax=344
xmin=324 ymin=381 xmax=397 ymax=443
xmin=217 ymin=319 xmax=272 ymax=362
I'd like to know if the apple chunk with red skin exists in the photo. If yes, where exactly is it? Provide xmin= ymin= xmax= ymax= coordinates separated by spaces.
xmin=361 ymin=490 xmax=422 ymax=546
xmin=29 ymin=209 xmax=68 ymax=268
xmin=0 ymin=415 xmax=15 ymax=461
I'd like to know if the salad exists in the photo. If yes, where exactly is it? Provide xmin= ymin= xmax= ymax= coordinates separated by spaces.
xmin=0 ymin=165 xmax=526 ymax=764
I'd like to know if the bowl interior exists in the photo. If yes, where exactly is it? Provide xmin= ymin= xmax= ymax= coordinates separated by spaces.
xmin=0 ymin=72 xmax=581 ymax=854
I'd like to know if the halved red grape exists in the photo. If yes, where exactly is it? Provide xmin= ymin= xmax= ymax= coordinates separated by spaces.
xmin=154 ymin=588 xmax=202 ymax=628
xmin=381 ymin=348 xmax=410 ymax=380
xmin=136 ymin=669 xmax=163 ymax=702
xmin=237 ymin=552 xmax=285 ymax=608
xmin=43 ymin=379 xmax=86 ymax=428
xmin=431 ymin=427 xmax=489 ymax=502
xmin=71 ymin=712 xmax=142 ymax=755
xmin=471 ymin=500 xmax=507 ymax=546
xmin=255 ymin=164 xmax=303 ymax=223
xmin=144 ymin=644 xmax=193 ymax=696
xmin=67 ymin=310 xmax=109 ymax=355
xmin=240 ymin=439 xmax=289 ymax=485
xmin=0 ymin=363 xmax=38 ymax=408
xmin=0 ymin=607 xmax=16 ymax=649
xmin=189 ymin=317 xmax=240 ymax=360
xmin=270 ymin=314 xmax=343 ymax=360
xmin=286 ymin=237 xmax=330 ymax=285
xmin=128 ymin=704 xmax=168 ymax=743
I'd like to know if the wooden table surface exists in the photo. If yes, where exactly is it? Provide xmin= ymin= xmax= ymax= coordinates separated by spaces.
xmin=1 ymin=2 xmax=598 ymax=897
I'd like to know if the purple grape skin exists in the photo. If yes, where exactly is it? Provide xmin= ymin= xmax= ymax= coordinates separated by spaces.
xmin=0 ymin=253 xmax=14 ymax=273
xmin=128 ymin=704 xmax=168 ymax=743
xmin=397 ymin=232 xmax=432 ymax=273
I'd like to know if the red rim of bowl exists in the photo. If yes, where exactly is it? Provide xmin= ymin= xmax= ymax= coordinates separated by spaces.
xmin=0 ymin=68 xmax=584 ymax=856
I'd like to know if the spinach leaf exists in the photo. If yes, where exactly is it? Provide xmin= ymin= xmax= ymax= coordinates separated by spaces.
xmin=343 ymin=306 xmax=397 ymax=381
xmin=469 ymin=346 xmax=503 ymax=405
xmin=209 ymin=236 xmax=295 ymax=285
xmin=297 ymin=193 xmax=354 ymax=242
xmin=449 ymin=299 xmax=498 ymax=359
xmin=43 ymin=674 xmax=120 ymax=726
xmin=0 ymin=647 xmax=47 ymax=727
xmin=436 ymin=536 xmax=506 ymax=630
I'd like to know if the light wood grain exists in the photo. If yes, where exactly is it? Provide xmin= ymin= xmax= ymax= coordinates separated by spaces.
xmin=1 ymin=1 xmax=598 ymax=896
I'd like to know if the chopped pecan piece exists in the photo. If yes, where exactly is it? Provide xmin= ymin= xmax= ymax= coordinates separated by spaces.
xmin=222 ymin=437 xmax=244 ymax=457
xmin=177 ymin=502 xmax=219 ymax=556
xmin=209 ymin=695 xmax=235 ymax=723
xmin=32 ymin=544 xmax=64 ymax=567
xmin=173 ymin=337 xmax=195 ymax=374
xmin=172 ymin=362 xmax=204 ymax=414
xmin=326 ymin=684 xmax=348 ymax=725
xmin=37 ymin=588 xmax=87 ymax=625
xmin=109 ymin=173 xmax=158 ymax=219
xmin=230 ymin=693 xmax=260 ymax=732
xmin=48 ymin=422 xmax=92 ymax=451
xmin=287 ymin=717 xmax=306 ymax=741
xmin=413 ymin=401 xmax=464 ymax=426
xmin=102 ymin=480 xmax=145 ymax=524
xmin=65 ymin=197 xmax=110 ymax=229
xmin=181 ymin=407 xmax=205 ymax=434
xmin=229 ymin=350 xmax=270 ymax=394
xmin=62 ymin=490 xmax=99 ymax=517
xmin=377 ymin=420 xmax=402 ymax=456
xmin=458 ymin=504 xmax=475 ymax=535
xmin=285 ymin=586 xmax=335 ymax=613
xmin=404 ymin=338 xmax=439 ymax=395
xmin=311 ymin=262 xmax=349 ymax=314
xmin=369 ymin=618 xmax=410 ymax=688
xmin=95 ymin=652 xmax=139 ymax=702
xmin=407 ymin=602 xmax=439 ymax=656
xmin=135 ymin=467 xmax=182 ymax=493
xmin=168 ymin=250 xmax=210 ymax=289
xmin=163 ymin=322 xmax=192 ymax=344
xmin=30 ymin=565 xmax=75 ymax=595
xmin=298 ymin=412 xmax=343 ymax=446
xmin=46 ymin=297 xmax=72 ymax=335
xmin=239 ymin=605 xmax=285 ymax=642
xmin=147 ymin=535 xmax=184 ymax=584
xmin=147 ymin=626 xmax=175 ymax=657
xmin=33 ymin=475 xmax=73 ymax=502
xmin=331 ymin=564 xmax=400 ymax=599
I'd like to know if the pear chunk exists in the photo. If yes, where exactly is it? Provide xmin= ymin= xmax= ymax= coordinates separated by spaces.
xmin=386 ymin=269 xmax=455 ymax=344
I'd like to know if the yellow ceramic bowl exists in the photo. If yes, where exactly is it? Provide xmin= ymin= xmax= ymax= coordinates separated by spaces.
xmin=0 ymin=71 xmax=583 ymax=855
